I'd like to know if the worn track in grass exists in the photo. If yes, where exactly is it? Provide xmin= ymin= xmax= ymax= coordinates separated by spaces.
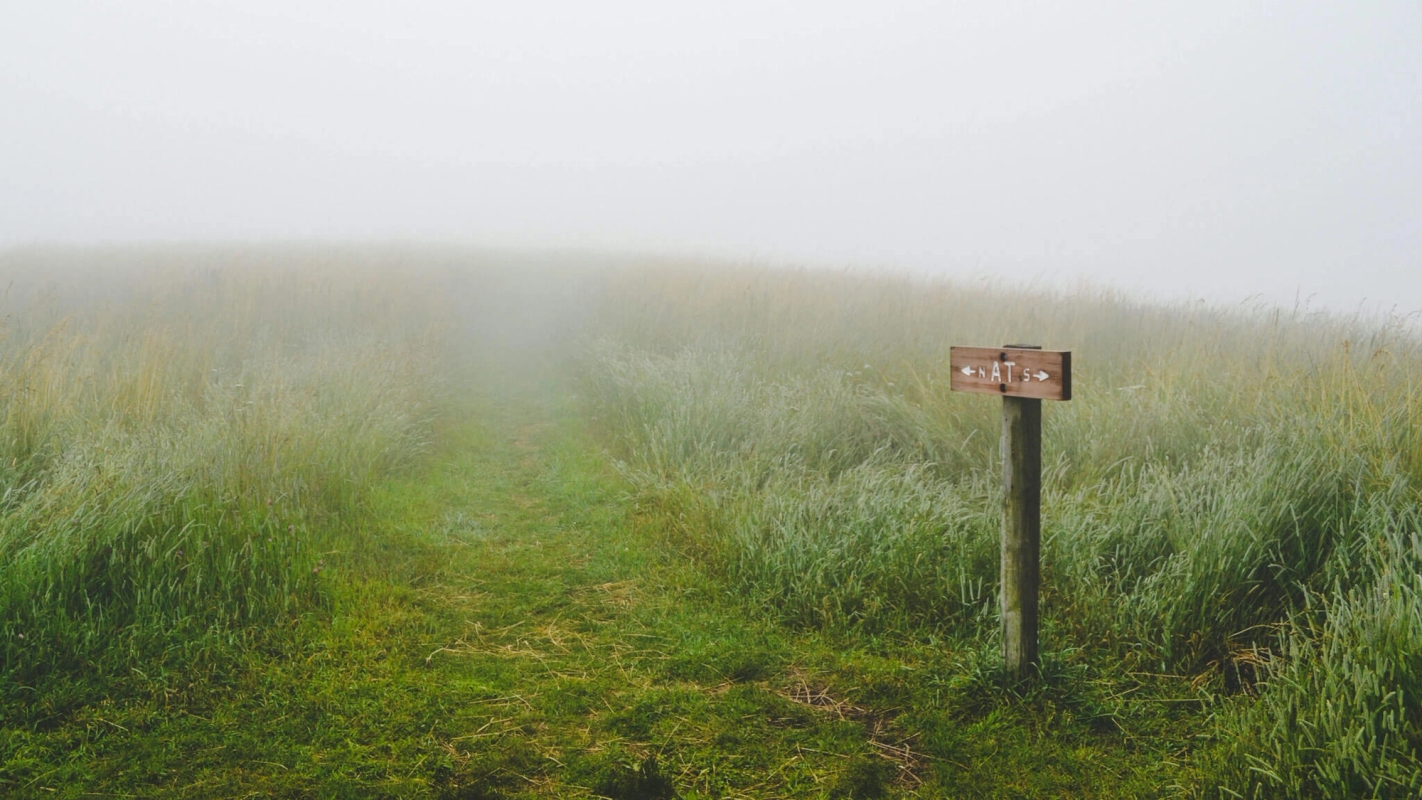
xmin=0 ymin=385 xmax=1209 ymax=797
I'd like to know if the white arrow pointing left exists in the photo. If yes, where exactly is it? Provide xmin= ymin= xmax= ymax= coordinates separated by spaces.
xmin=961 ymin=366 xmax=975 ymax=376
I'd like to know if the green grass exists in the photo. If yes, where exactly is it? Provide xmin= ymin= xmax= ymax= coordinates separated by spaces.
xmin=0 ymin=377 xmax=1213 ymax=797
xmin=573 ymin=266 xmax=1422 ymax=797
xmin=3 ymin=247 xmax=1421 ymax=796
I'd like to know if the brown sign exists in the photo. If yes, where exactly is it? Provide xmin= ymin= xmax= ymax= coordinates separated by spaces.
xmin=950 ymin=346 xmax=1071 ymax=401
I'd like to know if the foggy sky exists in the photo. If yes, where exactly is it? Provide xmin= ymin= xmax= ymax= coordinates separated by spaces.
xmin=3 ymin=1 xmax=1419 ymax=313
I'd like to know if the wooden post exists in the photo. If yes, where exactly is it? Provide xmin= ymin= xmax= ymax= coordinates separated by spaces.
xmin=1001 ymin=386 xmax=1041 ymax=679
xmin=949 ymin=343 xmax=1069 ymax=681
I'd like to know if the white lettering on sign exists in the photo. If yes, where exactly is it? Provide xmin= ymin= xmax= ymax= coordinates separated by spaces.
xmin=950 ymin=346 xmax=1071 ymax=401
xmin=961 ymin=364 xmax=1050 ymax=383
xmin=961 ymin=363 xmax=1052 ymax=383
xmin=961 ymin=366 xmax=1052 ymax=383
xmin=966 ymin=366 xmax=1046 ymax=383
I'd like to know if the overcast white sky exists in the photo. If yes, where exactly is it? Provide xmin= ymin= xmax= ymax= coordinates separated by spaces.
xmin=3 ymin=1 xmax=1419 ymax=313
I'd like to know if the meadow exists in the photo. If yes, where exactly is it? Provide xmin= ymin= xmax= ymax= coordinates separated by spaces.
xmin=0 ymin=246 xmax=1418 ymax=797
xmin=577 ymin=264 xmax=1422 ymax=797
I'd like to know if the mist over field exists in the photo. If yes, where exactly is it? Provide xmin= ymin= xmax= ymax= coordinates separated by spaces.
xmin=0 ymin=245 xmax=1417 ymax=796
xmin=4 ymin=3 xmax=1422 ymax=798
xmin=3 ymin=1 xmax=1420 ymax=313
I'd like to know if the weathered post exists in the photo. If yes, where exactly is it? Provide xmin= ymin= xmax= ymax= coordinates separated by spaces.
xmin=1001 ymin=373 xmax=1041 ymax=677
xmin=950 ymin=344 xmax=1071 ymax=680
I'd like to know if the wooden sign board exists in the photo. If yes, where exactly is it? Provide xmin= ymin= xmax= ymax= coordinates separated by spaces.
xmin=950 ymin=346 xmax=1071 ymax=401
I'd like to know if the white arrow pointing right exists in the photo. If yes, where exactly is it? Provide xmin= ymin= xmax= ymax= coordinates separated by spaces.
xmin=1034 ymin=370 xmax=1049 ymax=381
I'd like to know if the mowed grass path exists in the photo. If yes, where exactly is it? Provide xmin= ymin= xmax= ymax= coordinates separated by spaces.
xmin=6 ymin=386 xmax=1207 ymax=797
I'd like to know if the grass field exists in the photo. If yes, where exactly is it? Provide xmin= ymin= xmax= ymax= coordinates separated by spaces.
xmin=0 ymin=246 xmax=1419 ymax=797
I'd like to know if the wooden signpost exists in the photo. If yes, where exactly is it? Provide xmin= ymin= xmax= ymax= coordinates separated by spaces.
xmin=950 ymin=345 xmax=1071 ymax=679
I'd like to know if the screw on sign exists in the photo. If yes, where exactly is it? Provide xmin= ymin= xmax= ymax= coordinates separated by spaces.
xmin=950 ymin=345 xmax=1072 ymax=679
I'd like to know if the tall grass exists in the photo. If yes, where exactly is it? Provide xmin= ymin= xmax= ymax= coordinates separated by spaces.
xmin=575 ymin=264 xmax=1422 ymax=796
xmin=6 ymin=248 xmax=1418 ymax=794
xmin=0 ymin=248 xmax=448 ymax=692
